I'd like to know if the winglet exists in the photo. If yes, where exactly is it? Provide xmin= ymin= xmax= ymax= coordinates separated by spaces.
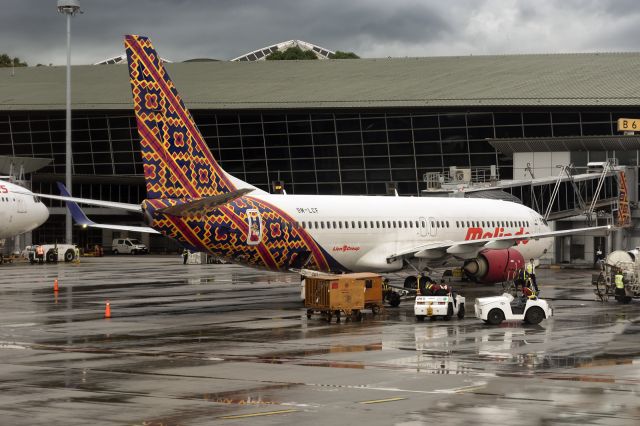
xmin=57 ymin=182 xmax=95 ymax=227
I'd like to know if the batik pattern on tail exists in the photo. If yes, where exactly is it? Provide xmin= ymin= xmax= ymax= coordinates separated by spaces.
xmin=125 ymin=34 xmax=235 ymax=199
xmin=125 ymin=34 xmax=344 ymax=272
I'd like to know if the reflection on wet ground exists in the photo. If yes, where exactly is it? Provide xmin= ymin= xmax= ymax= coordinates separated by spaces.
xmin=0 ymin=258 xmax=638 ymax=425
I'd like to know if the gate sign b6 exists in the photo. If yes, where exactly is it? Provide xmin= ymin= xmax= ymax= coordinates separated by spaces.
xmin=617 ymin=118 xmax=640 ymax=132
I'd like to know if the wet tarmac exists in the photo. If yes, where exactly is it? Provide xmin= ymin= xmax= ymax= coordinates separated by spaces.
xmin=0 ymin=256 xmax=638 ymax=425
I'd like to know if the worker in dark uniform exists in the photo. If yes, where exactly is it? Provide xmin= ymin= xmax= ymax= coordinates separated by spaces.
xmin=182 ymin=248 xmax=189 ymax=265
xmin=514 ymin=267 xmax=527 ymax=294
xmin=594 ymin=247 xmax=604 ymax=269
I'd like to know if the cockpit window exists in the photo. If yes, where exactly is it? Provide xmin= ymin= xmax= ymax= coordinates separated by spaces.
xmin=33 ymin=196 xmax=40 ymax=203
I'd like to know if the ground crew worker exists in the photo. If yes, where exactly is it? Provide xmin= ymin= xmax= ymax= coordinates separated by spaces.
xmin=35 ymin=245 xmax=44 ymax=264
xmin=526 ymin=258 xmax=539 ymax=293
xmin=594 ymin=247 xmax=604 ymax=269
xmin=74 ymin=246 xmax=80 ymax=263
xmin=614 ymin=269 xmax=625 ymax=297
xmin=514 ymin=267 xmax=527 ymax=293
xmin=182 ymin=248 xmax=189 ymax=265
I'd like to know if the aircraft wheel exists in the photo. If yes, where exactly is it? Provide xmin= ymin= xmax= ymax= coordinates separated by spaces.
xmin=487 ymin=308 xmax=504 ymax=325
xmin=404 ymin=276 xmax=417 ymax=289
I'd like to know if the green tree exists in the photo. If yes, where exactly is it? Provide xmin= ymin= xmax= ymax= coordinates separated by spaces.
xmin=0 ymin=54 xmax=27 ymax=67
xmin=329 ymin=51 xmax=360 ymax=59
xmin=266 ymin=46 xmax=318 ymax=60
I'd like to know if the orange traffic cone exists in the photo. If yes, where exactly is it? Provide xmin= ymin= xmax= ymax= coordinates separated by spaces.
xmin=104 ymin=300 xmax=111 ymax=319
xmin=53 ymin=278 xmax=59 ymax=292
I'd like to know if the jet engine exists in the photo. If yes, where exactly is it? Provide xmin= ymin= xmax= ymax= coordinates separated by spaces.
xmin=463 ymin=248 xmax=525 ymax=283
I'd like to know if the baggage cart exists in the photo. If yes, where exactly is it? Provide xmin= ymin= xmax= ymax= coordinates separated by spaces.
xmin=305 ymin=272 xmax=383 ymax=322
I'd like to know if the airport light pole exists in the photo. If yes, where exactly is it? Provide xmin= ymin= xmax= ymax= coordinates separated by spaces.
xmin=57 ymin=0 xmax=82 ymax=244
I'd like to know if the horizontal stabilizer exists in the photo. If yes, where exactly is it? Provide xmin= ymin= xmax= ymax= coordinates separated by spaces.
xmin=57 ymin=182 xmax=159 ymax=234
xmin=157 ymin=188 xmax=253 ymax=217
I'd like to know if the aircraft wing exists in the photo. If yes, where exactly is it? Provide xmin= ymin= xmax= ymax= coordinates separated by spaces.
xmin=29 ymin=192 xmax=142 ymax=212
xmin=55 ymin=182 xmax=158 ymax=234
xmin=387 ymin=225 xmax=613 ymax=263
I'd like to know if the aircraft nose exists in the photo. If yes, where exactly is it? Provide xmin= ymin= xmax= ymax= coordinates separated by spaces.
xmin=38 ymin=202 xmax=49 ymax=225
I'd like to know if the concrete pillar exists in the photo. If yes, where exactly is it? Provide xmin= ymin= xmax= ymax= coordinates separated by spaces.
xmin=102 ymin=228 xmax=113 ymax=251
xmin=141 ymin=233 xmax=150 ymax=252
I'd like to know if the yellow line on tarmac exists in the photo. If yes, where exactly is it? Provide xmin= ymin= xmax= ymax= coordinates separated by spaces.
xmin=359 ymin=397 xmax=407 ymax=404
xmin=219 ymin=409 xmax=298 ymax=420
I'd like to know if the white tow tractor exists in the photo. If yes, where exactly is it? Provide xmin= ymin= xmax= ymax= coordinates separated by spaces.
xmin=475 ymin=293 xmax=552 ymax=325
xmin=414 ymin=293 xmax=466 ymax=321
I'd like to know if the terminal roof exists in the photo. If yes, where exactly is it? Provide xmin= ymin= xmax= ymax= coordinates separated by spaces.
xmin=2 ymin=52 xmax=640 ymax=110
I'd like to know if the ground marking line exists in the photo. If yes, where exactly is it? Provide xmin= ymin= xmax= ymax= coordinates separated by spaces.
xmin=359 ymin=397 xmax=407 ymax=404
xmin=218 ymin=409 xmax=298 ymax=419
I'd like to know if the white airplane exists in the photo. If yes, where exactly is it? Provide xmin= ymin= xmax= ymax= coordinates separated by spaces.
xmin=26 ymin=35 xmax=611 ymax=285
xmin=0 ymin=179 xmax=49 ymax=239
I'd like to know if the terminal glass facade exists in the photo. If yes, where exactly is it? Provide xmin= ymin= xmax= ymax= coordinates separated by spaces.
xmin=2 ymin=108 xmax=638 ymax=207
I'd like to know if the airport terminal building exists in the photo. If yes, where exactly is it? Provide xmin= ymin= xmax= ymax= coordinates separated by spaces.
xmin=1 ymin=51 xmax=640 ymax=259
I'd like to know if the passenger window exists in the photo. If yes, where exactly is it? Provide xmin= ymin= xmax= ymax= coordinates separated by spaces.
xmin=358 ymin=221 xmax=362 ymax=228
xmin=381 ymin=221 xmax=386 ymax=229
xmin=387 ymin=221 xmax=391 ymax=228
xmin=351 ymin=221 xmax=355 ymax=228
xmin=345 ymin=221 xmax=349 ymax=229
xmin=376 ymin=221 xmax=380 ymax=228
xmin=363 ymin=221 xmax=367 ymax=229
xmin=315 ymin=221 xmax=319 ymax=229
xmin=370 ymin=221 xmax=374 ymax=228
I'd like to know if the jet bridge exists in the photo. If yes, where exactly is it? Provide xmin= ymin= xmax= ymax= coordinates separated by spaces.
xmin=422 ymin=162 xmax=630 ymax=225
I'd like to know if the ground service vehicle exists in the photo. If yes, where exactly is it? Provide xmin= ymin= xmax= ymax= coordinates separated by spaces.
xmin=26 ymin=244 xmax=77 ymax=264
xmin=414 ymin=293 xmax=465 ymax=321
xmin=305 ymin=273 xmax=370 ymax=322
xmin=475 ymin=293 xmax=552 ymax=325
xmin=112 ymin=238 xmax=148 ymax=255
xmin=593 ymin=249 xmax=640 ymax=303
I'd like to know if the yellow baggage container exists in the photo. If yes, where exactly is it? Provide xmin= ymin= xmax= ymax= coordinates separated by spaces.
xmin=305 ymin=272 xmax=383 ymax=322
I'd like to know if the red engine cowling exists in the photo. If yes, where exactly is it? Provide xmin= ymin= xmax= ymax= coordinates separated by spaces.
xmin=463 ymin=248 xmax=525 ymax=283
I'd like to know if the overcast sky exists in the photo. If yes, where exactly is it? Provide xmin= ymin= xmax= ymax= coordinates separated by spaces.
xmin=2 ymin=0 xmax=640 ymax=65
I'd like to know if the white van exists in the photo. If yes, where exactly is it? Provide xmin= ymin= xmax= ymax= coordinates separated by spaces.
xmin=112 ymin=238 xmax=148 ymax=255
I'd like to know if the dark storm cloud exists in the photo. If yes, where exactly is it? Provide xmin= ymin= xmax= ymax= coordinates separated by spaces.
xmin=0 ymin=0 xmax=638 ymax=66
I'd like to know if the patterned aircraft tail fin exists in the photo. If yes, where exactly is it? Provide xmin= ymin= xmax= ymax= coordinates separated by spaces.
xmin=124 ymin=35 xmax=242 ymax=199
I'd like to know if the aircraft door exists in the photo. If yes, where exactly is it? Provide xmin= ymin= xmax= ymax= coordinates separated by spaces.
xmin=530 ymin=212 xmax=541 ymax=233
xmin=418 ymin=216 xmax=428 ymax=238
xmin=17 ymin=198 xmax=26 ymax=213
xmin=428 ymin=217 xmax=437 ymax=237
xmin=246 ymin=209 xmax=262 ymax=245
